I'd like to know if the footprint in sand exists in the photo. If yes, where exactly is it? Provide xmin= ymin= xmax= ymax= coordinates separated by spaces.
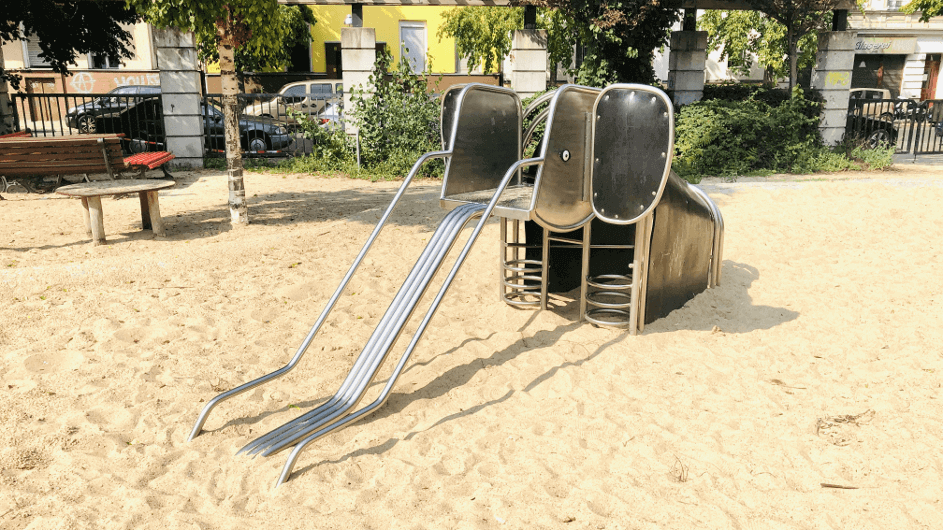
xmin=24 ymin=350 xmax=84 ymax=373
xmin=276 ymin=282 xmax=318 ymax=302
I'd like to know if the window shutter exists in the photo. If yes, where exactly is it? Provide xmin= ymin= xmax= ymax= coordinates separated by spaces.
xmin=25 ymin=39 xmax=51 ymax=68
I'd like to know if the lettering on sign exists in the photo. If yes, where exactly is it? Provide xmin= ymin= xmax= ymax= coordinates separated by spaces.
xmin=854 ymin=37 xmax=917 ymax=54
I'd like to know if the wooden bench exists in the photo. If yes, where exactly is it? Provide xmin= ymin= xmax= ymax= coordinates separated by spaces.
xmin=0 ymin=134 xmax=175 ymax=194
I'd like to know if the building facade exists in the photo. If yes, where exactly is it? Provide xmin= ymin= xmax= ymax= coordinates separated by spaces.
xmin=1 ymin=22 xmax=160 ymax=96
xmin=849 ymin=0 xmax=942 ymax=100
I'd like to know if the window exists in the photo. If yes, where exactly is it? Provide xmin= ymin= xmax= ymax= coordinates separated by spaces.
xmin=283 ymin=85 xmax=306 ymax=104
xmin=90 ymin=52 xmax=121 ymax=69
xmin=24 ymin=38 xmax=51 ymax=68
xmin=399 ymin=21 xmax=427 ymax=73
xmin=887 ymin=0 xmax=903 ymax=10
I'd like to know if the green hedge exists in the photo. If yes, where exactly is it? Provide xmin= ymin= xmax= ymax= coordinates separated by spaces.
xmin=673 ymin=88 xmax=824 ymax=179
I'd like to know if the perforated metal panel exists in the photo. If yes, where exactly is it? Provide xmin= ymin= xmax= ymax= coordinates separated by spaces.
xmin=591 ymin=85 xmax=674 ymax=225
xmin=531 ymin=85 xmax=599 ymax=232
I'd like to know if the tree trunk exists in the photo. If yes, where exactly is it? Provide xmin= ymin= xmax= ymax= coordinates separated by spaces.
xmin=0 ymin=46 xmax=14 ymax=136
xmin=788 ymin=27 xmax=798 ymax=96
xmin=219 ymin=30 xmax=248 ymax=225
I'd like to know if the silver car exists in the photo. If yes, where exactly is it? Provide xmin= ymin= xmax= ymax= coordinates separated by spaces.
xmin=243 ymin=81 xmax=343 ymax=119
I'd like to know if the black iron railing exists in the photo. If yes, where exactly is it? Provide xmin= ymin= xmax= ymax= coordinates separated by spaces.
xmin=11 ymin=92 xmax=344 ymax=157
xmin=847 ymin=97 xmax=943 ymax=155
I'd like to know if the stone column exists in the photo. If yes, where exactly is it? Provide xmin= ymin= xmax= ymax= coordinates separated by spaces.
xmin=154 ymin=28 xmax=204 ymax=168
xmin=667 ymin=31 xmax=707 ymax=107
xmin=810 ymin=31 xmax=856 ymax=146
xmin=510 ymin=29 xmax=547 ymax=100
xmin=341 ymin=27 xmax=376 ymax=135
xmin=0 ymin=47 xmax=14 ymax=135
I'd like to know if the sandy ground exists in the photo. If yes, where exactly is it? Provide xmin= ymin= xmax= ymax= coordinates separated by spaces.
xmin=1 ymin=165 xmax=942 ymax=530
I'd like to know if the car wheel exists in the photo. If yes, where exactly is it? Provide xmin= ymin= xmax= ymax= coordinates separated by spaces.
xmin=247 ymin=135 xmax=269 ymax=152
xmin=867 ymin=128 xmax=892 ymax=149
xmin=77 ymin=114 xmax=97 ymax=134
xmin=261 ymin=113 xmax=274 ymax=119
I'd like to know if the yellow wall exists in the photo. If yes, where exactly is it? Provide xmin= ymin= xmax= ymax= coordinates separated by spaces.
xmin=308 ymin=6 xmax=456 ymax=74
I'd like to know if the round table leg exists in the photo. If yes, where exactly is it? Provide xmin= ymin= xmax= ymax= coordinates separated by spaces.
xmin=81 ymin=198 xmax=93 ymax=237
xmin=86 ymin=196 xmax=106 ymax=245
xmin=144 ymin=191 xmax=165 ymax=237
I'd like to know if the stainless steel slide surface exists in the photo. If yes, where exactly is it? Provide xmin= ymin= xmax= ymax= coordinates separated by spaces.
xmin=241 ymin=202 xmax=488 ymax=459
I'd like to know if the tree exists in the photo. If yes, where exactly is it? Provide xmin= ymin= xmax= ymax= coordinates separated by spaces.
xmin=529 ymin=0 xmax=681 ymax=85
xmin=129 ymin=0 xmax=293 ymax=225
xmin=743 ymin=0 xmax=843 ymax=93
xmin=903 ymin=0 xmax=943 ymax=21
xmin=1 ymin=0 xmax=141 ymax=90
xmin=195 ymin=5 xmax=315 ymax=73
xmin=437 ymin=7 xmax=574 ymax=78
xmin=699 ymin=10 xmax=822 ymax=85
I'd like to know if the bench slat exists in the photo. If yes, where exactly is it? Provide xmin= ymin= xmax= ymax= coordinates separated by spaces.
xmin=0 ymin=147 xmax=124 ymax=161
xmin=0 ymin=164 xmax=115 ymax=174
xmin=125 ymin=152 xmax=175 ymax=169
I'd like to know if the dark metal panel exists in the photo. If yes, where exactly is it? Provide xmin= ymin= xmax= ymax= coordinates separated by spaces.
xmin=441 ymin=84 xmax=522 ymax=197
xmin=532 ymin=85 xmax=599 ymax=232
xmin=643 ymin=171 xmax=715 ymax=324
xmin=591 ymin=85 xmax=673 ymax=224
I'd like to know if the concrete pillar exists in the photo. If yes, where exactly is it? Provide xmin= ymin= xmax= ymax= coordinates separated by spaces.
xmin=154 ymin=28 xmax=204 ymax=168
xmin=810 ymin=31 xmax=855 ymax=146
xmin=510 ymin=29 xmax=547 ymax=100
xmin=0 ymin=47 xmax=14 ymax=135
xmin=667 ymin=31 xmax=707 ymax=107
xmin=341 ymin=27 xmax=376 ymax=135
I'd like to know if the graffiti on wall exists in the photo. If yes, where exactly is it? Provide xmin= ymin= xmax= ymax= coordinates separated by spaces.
xmin=63 ymin=71 xmax=161 ymax=94
xmin=114 ymin=74 xmax=161 ymax=87
xmin=69 ymin=72 xmax=96 ymax=93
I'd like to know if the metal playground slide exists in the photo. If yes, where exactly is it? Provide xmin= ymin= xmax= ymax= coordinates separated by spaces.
xmin=187 ymin=83 xmax=725 ymax=488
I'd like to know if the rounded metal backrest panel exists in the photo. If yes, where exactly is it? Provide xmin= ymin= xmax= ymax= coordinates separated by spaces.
xmin=532 ymin=85 xmax=600 ymax=232
xmin=591 ymin=84 xmax=674 ymax=225
xmin=441 ymin=84 xmax=522 ymax=197
xmin=439 ymin=84 xmax=465 ymax=149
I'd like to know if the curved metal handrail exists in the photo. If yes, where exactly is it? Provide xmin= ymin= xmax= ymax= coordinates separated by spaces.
xmin=187 ymin=149 xmax=452 ymax=441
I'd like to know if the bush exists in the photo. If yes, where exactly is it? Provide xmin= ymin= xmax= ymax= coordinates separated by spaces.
xmin=347 ymin=48 xmax=444 ymax=180
xmin=673 ymin=88 xmax=825 ymax=179
xmin=288 ymin=110 xmax=355 ymax=164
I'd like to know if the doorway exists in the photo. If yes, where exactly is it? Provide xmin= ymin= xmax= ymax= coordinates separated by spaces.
xmin=922 ymin=54 xmax=940 ymax=101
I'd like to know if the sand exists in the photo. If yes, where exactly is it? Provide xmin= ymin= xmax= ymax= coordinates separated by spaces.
xmin=1 ymin=165 xmax=941 ymax=529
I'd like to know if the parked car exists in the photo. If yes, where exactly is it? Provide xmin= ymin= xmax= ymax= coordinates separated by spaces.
xmin=66 ymin=85 xmax=161 ymax=133
xmin=848 ymin=88 xmax=892 ymax=118
xmin=845 ymin=112 xmax=898 ymax=148
xmin=202 ymin=102 xmax=294 ymax=152
xmin=96 ymin=99 xmax=294 ymax=154
xmin=242 ymin=81 xmax=343 ymax=119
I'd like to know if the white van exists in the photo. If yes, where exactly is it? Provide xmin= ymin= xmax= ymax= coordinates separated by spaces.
xmin=243 ymin=81 xmax=343 ymax=118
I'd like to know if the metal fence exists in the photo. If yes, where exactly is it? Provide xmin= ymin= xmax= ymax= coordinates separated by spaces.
xmin=847 ymin=97 xmax=943 ymax=155
xmin=202 ymin=93 xmax=343 ymax=157
xmin=10 ymin=92 xmax=343 ymax=157
xmin=11 ymin=92 xmax=164 ymax=143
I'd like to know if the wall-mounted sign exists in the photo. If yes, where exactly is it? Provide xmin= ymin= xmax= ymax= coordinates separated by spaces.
xmin=854 ymin=37 xmax=917 ymax=54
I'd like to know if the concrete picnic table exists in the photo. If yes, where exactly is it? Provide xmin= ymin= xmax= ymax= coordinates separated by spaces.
xmin=57 ymin=179 xmax=175 ymax=245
